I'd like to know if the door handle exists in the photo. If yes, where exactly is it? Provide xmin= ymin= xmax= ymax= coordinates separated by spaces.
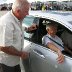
xmin=33 ymin=49 xmax=45 ymax=59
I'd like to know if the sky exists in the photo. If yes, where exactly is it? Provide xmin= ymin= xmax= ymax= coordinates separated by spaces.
xmin=0 ymin=0 xmax=69 ymax=4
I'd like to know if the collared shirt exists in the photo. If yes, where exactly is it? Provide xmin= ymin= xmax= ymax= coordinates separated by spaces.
xmin=0 ymin=11 xmax=24 ymax=66
xmin=42 ymin=34 xmax=64 ymax=51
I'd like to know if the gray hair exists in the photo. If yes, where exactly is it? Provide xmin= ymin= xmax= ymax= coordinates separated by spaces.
xmin=46 ymin=25 xmax=50 ymax=30
xmin=46 ymin=24 xmax=57 ymax=30
xmin=12 ymin=0 xmax=29 ymax=12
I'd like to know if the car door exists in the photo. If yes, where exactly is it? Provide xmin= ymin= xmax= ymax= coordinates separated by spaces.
xmin=29 ymin=44 xmax=58 ymax=72
xmin=27 ymin=18 xmax=72 ymax=72
xmin=22 ymin=16 xmax=72 ymax=72
xmin=30 ymin=44 xmax=72 ymax=72
xmin=26 ymin=18 xmax=59 ymax=72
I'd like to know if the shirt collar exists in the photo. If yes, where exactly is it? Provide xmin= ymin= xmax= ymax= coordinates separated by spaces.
xmin=47 ymin=33 xmax=56 ymax=39
xmin=47 ymin=34 xmax=51 ymax=38
xmin=11 ymin=10 xmax=22 ymax=23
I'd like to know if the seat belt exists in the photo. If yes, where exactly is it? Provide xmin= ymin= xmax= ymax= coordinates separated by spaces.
xmin=45 ymin=36 xmax=64 ymax=48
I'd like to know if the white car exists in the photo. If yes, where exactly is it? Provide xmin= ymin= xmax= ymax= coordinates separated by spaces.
xmin=22 ymin=11 xmax=72 ymax=72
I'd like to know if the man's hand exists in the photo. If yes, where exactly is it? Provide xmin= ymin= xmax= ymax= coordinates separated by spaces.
xmin=47 ymin=43 xmax=65 ymax=63
xmin=21 ymin=51 xmax=29 ymax=59
xmin=28 ymin=24 xmax=38 ymax=31
xmin=57 ymin=50 xmax=65 ymax=63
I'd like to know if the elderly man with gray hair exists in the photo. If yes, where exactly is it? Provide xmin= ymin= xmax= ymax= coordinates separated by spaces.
xmin=42 ymin=23 xmax=65 ymax=63
xmin=0 ymin=0 xmax=37 ymax=72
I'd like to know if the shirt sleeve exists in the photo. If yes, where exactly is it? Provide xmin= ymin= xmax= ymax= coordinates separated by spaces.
xmin=42 ymin=36 xmax=52 ymax=46
xmin=0 ymin=21 xmax=14 ymax=46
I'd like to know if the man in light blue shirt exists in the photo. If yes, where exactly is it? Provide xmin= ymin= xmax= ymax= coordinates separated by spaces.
xmin=42 ymin=23 xmax=64 ymax=63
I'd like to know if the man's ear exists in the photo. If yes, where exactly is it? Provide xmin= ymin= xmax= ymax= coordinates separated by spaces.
xmin=17 ymin=9 xmax=21 ymax=14
xmin=46 ymin=29 xmax=49 ymax=32
xmin=16 ymin=9 xmax=22 ymax=18
xmin=15 ymin=9 xmax=21 ymax=20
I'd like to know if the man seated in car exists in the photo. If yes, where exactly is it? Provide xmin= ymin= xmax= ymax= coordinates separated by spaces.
xmin=42 ymin=23 xmax=65 ymax=63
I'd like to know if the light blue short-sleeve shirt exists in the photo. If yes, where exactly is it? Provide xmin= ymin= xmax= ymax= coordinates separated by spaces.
xmin=42 ymin=34 xmax=64 ymax=51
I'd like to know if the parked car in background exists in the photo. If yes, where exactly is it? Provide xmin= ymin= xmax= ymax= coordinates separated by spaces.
xmin=22 ymin=11 xmax=72 ymax=72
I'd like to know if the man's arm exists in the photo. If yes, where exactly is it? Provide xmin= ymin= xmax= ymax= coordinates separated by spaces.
xmin=47 ymin=42 xmax=61 ymax=52
xmin=24 ymin=24 xmax=37 ymax=31
xmin=0 ymin=46 xmax=28 ymax=59
xmin=47 ymin=43 xmax=64 ymax=63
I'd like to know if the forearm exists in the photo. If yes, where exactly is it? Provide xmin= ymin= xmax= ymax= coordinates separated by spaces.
xmin=47 ymin=43 xmax=61 ymax=53
xmin=0 ymin=46 xmax=22 ymax=57
xmin=25 ymin=27 xmax=32 ymax=31
xmin=24 ymin=24 xmax=37 ymax=31
xmin=47 ymin=43 xmax=64 ymax=63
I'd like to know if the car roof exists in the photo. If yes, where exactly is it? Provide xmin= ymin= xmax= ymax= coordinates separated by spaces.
xmin=29 ymin=11 xmax=72 ymax=32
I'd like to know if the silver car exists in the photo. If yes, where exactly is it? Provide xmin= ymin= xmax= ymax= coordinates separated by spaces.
xmin=22 ymin=11 xmax=72 ymax=72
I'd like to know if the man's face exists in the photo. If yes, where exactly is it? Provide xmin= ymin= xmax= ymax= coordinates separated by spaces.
xmin=48 ymin=26 xmax=57 ymax=36
xmin=20 ymin=5 xmax=29 ymax=20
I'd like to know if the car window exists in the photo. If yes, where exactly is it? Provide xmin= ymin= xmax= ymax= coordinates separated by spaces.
xmin=23 ymin=15 xmax=34 ymax=27
xmin=40 ymin=19 xmax=72 ymax=57
xmin=22 ymin=16 xmax=40 ymax=42
xmin=22 ymin=15 xmax=35 ymax=39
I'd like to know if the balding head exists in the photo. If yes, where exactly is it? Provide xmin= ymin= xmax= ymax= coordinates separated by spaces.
xmin=46 ymin=23 xmax=57 ymax=31
xmin=12 ymin=0 xmax=29 ymax=12
xmin=46 ymin=23 xmax=58 ymax=37
xmin=12 ymin=0 xmax=30 ymax=20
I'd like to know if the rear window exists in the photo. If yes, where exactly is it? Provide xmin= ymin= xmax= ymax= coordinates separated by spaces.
xmin=22 ymin=15 xmax=39 ymax=39
xmin=23 ymin=15 xmax=34 ymax=27
xmin=22 ymin=15 xmax=35 ymax=38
